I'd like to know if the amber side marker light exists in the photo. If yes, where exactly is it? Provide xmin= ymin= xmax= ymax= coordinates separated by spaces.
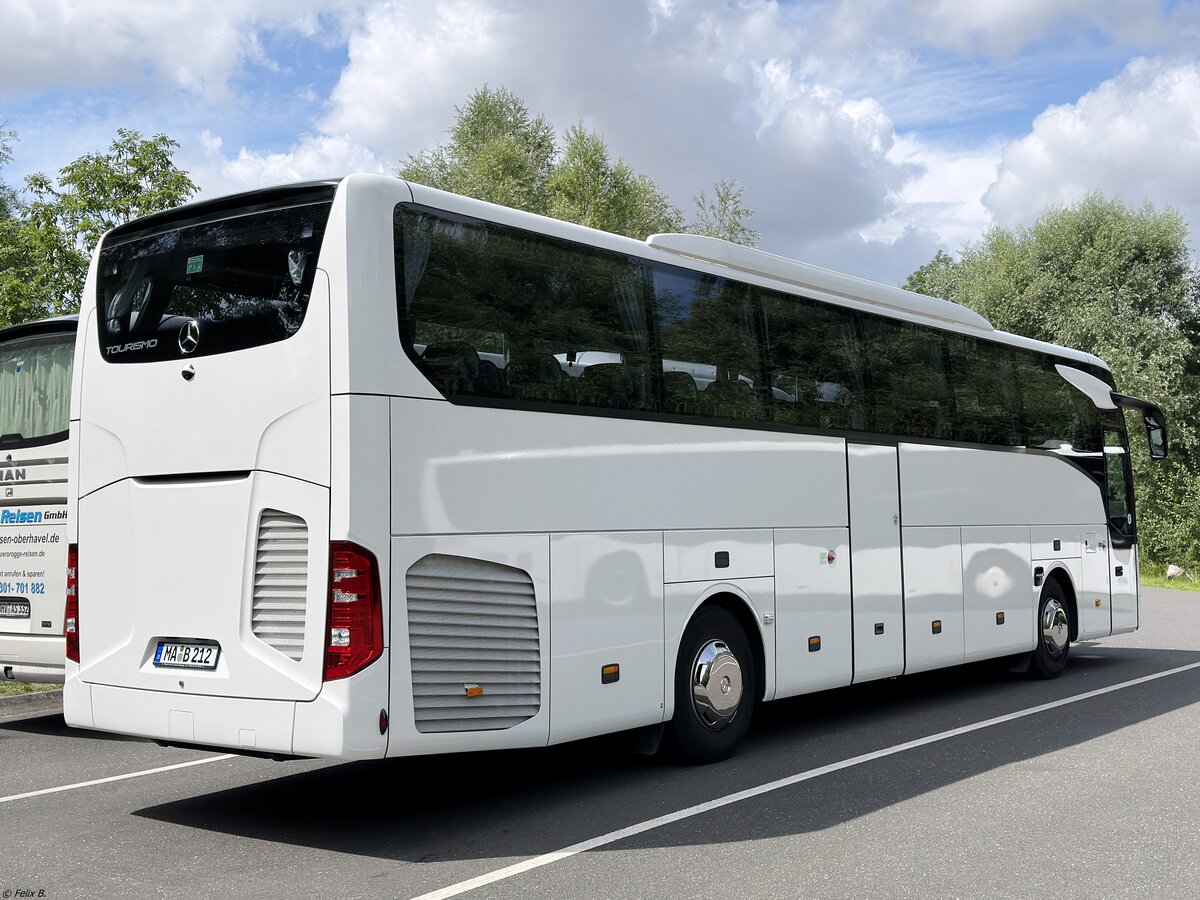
xmin=808 ymin=636 xmax=822 ymax=652
xmin=931 ymin=620 xmax=943 ymax=635
xmin=601 ymin=663 xmax=620 ymax=684
xmin=464 ymin=683 xmax=484 ymax=698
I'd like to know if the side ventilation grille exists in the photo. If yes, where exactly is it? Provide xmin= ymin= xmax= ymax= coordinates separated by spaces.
xmin=407 ymin=554 xmax=541 ymax=733
xmin=252 ymin=510 xmax=308 ymax=661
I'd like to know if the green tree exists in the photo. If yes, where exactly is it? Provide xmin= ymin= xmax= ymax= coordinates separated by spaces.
xmin=399 ymin=86 xmax=557 ymax=214
xmin=0 ymin=123 xmax=17 ymax=219
xmin=903 ymin=248 xmax=959 ymax=302
xmin=690 ymin=178 xmax=760 ymax=247
xmin=0 ymin=128 xmax=196 ymax=323
xmin=545 ymin=124 xmax=682 ymax=238
xmin=906 ymin=194 xmax=1200 ymax=565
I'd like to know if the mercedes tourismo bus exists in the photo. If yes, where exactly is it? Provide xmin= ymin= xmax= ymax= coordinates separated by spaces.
xmin=0 ymin=315 xmax=77 ymax=684
xmin=63 ymin=176 xmax=1167 ymax=762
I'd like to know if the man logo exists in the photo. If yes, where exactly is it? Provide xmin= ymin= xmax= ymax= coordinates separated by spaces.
xmin=4 ymin=488 xmax=11 ymax=498
xmin=178 ymin=319 xmax=201 ymax=354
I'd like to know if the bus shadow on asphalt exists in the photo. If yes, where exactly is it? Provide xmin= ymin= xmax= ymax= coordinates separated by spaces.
xmin=0 ymin=711 xmax=150 ymax=744
xmin=133 ymin=646 xmax=1200 ymax=862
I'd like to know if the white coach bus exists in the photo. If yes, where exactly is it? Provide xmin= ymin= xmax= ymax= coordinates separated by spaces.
xmin=63 ymin=176 xmax=1167 ymax=762
xmin=0 ymin=315 xmax=77 ymax=684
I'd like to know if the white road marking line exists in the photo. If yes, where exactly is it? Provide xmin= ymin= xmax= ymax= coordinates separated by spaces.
xmin=0 ymin=754 xmax=237 ymax=804
xmin=411 ymin=660 xmax=1200 ymax=900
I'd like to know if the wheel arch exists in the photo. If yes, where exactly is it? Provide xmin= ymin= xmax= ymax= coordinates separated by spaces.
xmin=1043 ymin=564 xmax=1079 ymax=642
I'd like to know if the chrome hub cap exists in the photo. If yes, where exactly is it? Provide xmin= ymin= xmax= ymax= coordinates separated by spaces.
xmin=691 ymin=639 xmax=744 ymax=731
xmin=1041 ymin=597 xmax=1069 ymax=658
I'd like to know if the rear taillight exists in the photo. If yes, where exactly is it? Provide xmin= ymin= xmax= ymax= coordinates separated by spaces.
xmin=65 ymin=543 xmax=79 ymax=663
xmin=324 ymin=541 xmax=383 ymax=681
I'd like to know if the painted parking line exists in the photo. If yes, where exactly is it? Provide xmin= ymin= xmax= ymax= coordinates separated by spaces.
xmin=411 ymin=660 xmax=1200 ymax=900
xmin=0 ymin=754 xmax=237 ymax=805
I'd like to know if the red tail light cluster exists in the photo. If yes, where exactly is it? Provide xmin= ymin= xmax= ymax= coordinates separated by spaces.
xmin=324 ymin=541 xmax=383 ymax=681
xmin=65 ymin=543 xmax=79 ymax=663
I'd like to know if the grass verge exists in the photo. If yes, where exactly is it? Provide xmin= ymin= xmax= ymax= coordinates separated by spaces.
xmin=0 ymin=680 xmax=60 ymax=698
xmin=1140 ymin=561 xmax=1200 ymax=592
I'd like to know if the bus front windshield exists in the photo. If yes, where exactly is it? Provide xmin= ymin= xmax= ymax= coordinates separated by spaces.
xmin=0 ymin=331 xmax=74 ymax=445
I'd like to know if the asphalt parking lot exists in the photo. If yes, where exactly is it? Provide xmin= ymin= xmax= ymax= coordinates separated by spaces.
xmin=2 ymin=586 xmax=1198 ymax=899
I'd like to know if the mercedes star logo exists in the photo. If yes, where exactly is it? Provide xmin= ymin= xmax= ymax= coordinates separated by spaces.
xmin=178 ymin=319 xmax=200 ymax=354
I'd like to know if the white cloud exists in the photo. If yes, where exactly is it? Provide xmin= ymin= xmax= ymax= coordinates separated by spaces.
xmin=985 ymin=58 xmax=1200 ymax=232
xmin=862 ymin=134 xmax=1000 ymax=251
xmin=818 ymin=0 xmax=1188 ymax=59
xmin=187 ymin=130 xmax=386 ymax=199
xmin=0 ymin=0 xmax=357 ymax=99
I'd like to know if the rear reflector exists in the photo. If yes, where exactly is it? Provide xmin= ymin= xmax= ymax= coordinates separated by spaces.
xmin=323 ymin=541 xmax=383 ymax=681
xmin=65 ymin=544 xmax=79 ymax=663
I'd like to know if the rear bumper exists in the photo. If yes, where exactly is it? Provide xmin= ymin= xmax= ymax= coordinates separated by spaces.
xmin=64 ymin=650 xmax=390 ymax=760
xmin=1 ymin=634 xmax=66 ymax=684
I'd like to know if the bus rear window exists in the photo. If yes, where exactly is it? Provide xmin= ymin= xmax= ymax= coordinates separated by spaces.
xmin=97 ymin=202 xmax=331 ymax=363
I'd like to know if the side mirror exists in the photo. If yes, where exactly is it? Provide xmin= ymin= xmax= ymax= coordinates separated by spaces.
xmin=1112 ymin=392 xmax=1169 ymax=461
xmin=1146 ymin=418 xmax=1167 ymax=460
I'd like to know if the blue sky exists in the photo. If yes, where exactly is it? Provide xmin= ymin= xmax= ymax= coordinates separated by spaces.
xmin=3 ymin=0 xmax=1200 ymax=286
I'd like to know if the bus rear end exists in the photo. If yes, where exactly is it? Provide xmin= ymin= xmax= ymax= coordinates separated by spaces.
xmin=0 ymin=317 xmax=76 ymax=684
xmin=63 ymin=182 xmax=388 ymax=758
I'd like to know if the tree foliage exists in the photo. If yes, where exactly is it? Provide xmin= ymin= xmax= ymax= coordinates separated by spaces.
xmin=0 ymin=128 xmax=196 ymax=324
xmin=906 ymin=194 xmax=1200 ymax=565
xmin=691 ymin=178 xmax=761 ymax=247
xmin=0 ymin=123 xmax=17 ymax=219
xmin=398 ymin=85 xmax=753 ymax=243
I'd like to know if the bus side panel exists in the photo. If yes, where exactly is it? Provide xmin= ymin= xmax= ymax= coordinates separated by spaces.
xmin=961 ymin=526 xmax=1035 ymax=662
xmin=548 ymin=532 xmax=664 ymax=745
xmin=903 ymin=527 xmax=965 ymax=674
xmin=389 ymin=401 xmax=848 ymax=535
xmin=1110 ymin=544 xmax=1137 ymax=634
xmin=899 ymin=445 xmax=1106 ymax=528
xmin=387 ymin=533 xmax=551 ymax=757
xmin=773 ymin=528 xmax=852 ymax=698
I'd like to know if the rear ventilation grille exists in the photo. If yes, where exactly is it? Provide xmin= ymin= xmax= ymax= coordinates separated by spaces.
xmin=407 ymin=554 xmax=541 ymax=733
xmin=252 ymin=510 xmax=308 ymax=661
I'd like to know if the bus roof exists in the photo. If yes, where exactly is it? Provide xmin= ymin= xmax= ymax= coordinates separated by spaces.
xmin=0 ymin=313 xmax=79 ymax=341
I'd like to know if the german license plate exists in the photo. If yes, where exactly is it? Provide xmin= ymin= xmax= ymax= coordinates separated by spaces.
xmin=0 ymin=598 xmax=30 ymax=618
xmin=153 ymin=641 xmax=219 ymax=670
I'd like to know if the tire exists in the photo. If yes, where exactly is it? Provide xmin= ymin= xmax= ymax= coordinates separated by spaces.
xmin=669 ymin=606 xmax=756 ymax=764
xmin=1031 ymin=579 xmax=1071 ymax=679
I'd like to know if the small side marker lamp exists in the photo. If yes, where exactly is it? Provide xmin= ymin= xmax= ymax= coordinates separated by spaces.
xmin=464 ymin=683 xmax=484 ymax=698
xmin=996 ymin=612 xmax=1005 ymax=625
xmin=601 ymin=663 xmax=620 ymax=684
xmin=808 ymin=636 xmax=821 ymax=652
xmin=932 ymin=620 xmax=943 ymax=635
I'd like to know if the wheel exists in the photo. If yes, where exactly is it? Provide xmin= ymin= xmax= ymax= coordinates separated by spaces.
xmin=669 ymin=606 xmax=756 ymax=764
xmin=1031 ymin=580 xmax=1071 ymax=679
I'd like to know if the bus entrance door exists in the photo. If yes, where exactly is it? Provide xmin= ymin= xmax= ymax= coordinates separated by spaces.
xmin=848 ymin=443 xmax=905 ymax=682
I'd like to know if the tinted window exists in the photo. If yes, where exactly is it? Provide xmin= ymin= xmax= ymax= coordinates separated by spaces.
xmin=397 ymin=205 xmax=657 ymax=411
xmin=761 ymin=291 xmax=864 ymax=430
xmin=392 ymin=203 xmax=1121 ymax=454
xmin=97 ymin=202 xmax=331 ymax=363
xmin=946 ymin=335 xmax=1021 ymax=446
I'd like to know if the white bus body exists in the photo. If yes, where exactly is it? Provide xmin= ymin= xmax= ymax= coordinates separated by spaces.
xmin=64 ymin=175 xmax=1164 ymax=761
xmin=0 ymin=316 xmax=77 ymax=684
